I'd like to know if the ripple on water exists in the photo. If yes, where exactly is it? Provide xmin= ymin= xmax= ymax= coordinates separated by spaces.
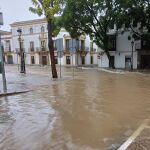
xmin=0 ymin=69 xmax=150 ymax=150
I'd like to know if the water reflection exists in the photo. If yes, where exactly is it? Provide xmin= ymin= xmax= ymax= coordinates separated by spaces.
xmin=0 ymin=69 xmax=150 ymax=150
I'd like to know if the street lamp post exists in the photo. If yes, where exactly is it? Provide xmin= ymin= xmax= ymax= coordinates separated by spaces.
xmin=17 ymin=28 xmax=26 ymax=73
xmin=131 ymin=41 xmax=134 ymax=71
xmin=0 ymin=12 xmax=7 ymax=93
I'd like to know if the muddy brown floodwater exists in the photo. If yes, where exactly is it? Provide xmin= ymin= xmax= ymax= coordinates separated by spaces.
xmin=0 ymin=68 xmax=150 ymax=150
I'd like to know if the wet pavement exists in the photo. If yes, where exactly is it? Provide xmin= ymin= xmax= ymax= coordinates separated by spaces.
xmin=0 ymin=65 xmax=150 ymax=150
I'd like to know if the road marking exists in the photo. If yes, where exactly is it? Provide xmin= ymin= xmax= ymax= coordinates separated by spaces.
xmin=118 ymin=119 xmax=150 ymax=150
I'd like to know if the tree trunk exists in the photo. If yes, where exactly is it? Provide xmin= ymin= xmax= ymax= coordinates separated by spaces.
xmin=47 ymin=20 xmax=58 ymax=78
xmin=105 ymin=50 xmax=115 ymax=69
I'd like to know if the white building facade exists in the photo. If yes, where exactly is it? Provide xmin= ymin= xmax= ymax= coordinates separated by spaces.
xmin=98 ymin=30 xmax=150 ymax=70
xmin=1 ymin=30 xmax=14 ymax=64
xmin=2 ymin=18 xmax=98 ymax=67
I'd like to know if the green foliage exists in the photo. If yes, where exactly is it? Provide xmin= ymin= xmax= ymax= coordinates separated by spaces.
xmin=52 ymin=16 xmax=62 ymax=37
xmin=61 ymin=0 xmax=121 ymax=56
xmin=29 ymin=0 xmax=60 ymax=21
xmin=116 ymin=0 xmax=150 ymax=39
xmin=30 ymin=0 xmax=63 ymax=78
xmin=30 ymin=0 xmax=62 ymax=36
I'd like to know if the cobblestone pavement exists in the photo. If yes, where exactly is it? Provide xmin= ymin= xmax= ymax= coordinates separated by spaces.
xmin=118 ymin=120 xmax=150 ymax=150
xmin=127 ymin=129 xmax=150 ymax=150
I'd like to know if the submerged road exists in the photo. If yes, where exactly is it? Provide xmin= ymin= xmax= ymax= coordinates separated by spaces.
xmin=0 ymin=65 xmax=150 ymax=150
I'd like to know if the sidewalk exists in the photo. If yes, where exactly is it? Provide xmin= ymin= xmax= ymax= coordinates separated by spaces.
xmin=118 ymin=119 xmax=150 ymax=150
xmin=98 ymin=68 xmax=150 ymax=75
xmin=98 ymin=68 xmax=126 ymax=74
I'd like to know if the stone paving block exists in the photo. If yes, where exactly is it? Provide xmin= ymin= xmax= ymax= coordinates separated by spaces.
xmin=127 ymin=129 xmax=150 ymax=150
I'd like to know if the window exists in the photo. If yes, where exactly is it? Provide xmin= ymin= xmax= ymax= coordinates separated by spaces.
xmin=66 ymin=56 xmax=70 ymax=64
xmin=41 ymin=41 xmax=46 ymax=51
xmin=41 ymin=26 xmax=45 ymax=33
xmin=76 ymin=39 xmax=79 ymax=50
xmin=66 ymin=39 xmax=70 ymax=51
xmin=81 ymin=40 xmax=85 ymax=50
xmin=5 ymin=40 xmax=11 ymax=51
xmin=109 ymin=35 xmax=116 ymax=51
xmin=30 ymin=42 xmax=34 ymax=51
xmin=30 ymin=27 xmax=33 ymax=34
xmin=31 ymin=56 xmax=35 ymax=64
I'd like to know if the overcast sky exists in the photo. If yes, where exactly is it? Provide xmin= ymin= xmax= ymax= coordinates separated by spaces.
xmin=0 ymin=0 xmax=43 ymax=31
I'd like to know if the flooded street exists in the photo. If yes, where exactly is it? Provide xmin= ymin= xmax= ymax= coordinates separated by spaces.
xmin=0 ymin=66 xmax=150 ymax=150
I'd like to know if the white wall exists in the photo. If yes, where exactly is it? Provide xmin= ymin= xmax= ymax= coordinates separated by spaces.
xmin=98 ymin=54 xmax=109 ymax=68
xmin=116 ymin=31 xmax=137 ymax=69
xmin=93 ymin=54 xmax=98 ymax=65
xmin=98 ymin=31 xmax=138 ymax=69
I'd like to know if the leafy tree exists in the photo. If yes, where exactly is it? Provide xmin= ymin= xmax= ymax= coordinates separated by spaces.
xmin=61 ymin=0 xmax=122 ymax=68
xmin=116 ymin=0 xmax=150 ymax=40
xmin=30 ymin=0 xmax=62 ymax=78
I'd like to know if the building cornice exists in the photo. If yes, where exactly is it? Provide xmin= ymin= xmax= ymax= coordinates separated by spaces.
xmin=10 ymin=18 xmax=47 ymax=27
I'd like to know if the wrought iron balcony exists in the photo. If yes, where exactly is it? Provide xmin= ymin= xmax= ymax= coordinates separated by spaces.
xmin=39 ymin=33 xmax=47 ymax=40
xmin=36 ymin=47 xmax=49 ymax=53
xmin=4 ymin=46 xmax=11 ymax=52
xmin=28 ymin=48 xmax=35 ymax=53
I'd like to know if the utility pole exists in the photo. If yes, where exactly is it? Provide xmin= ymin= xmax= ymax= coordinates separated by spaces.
xmin=0 ymin=12 xmax=7 ymax=93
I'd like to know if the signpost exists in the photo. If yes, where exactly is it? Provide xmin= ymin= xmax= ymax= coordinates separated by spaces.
xmin=70 ymin=39 xmax=76 ymax=79
xmin=55 ymin=38 xmax=63 ymax=78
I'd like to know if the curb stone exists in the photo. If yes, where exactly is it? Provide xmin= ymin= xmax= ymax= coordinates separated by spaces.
xmin=0 ymin=90 xmax=31 ymax=97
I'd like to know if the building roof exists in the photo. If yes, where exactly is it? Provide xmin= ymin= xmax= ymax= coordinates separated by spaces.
xmin=10 ymin=18 xmax=46 ymax=27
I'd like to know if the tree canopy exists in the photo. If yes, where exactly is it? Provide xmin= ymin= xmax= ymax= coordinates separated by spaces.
xmin=61 ymin=0 xmax=150 ymax=67
xmin=61 ymin=0 xmax=122 ymax=67
xmin=116 ymin=0 xmax=150 ymax=39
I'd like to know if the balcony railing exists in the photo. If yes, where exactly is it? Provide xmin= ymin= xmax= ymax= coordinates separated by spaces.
xmin=36 ymin=47 xmax=49 ymax=52
xmin=39 ymin=33 xmax=47 ymax=40
xmin=28 ymin=48 xmax=35 ymax=53
xmin=76 ymin=46 xmax=89 ymax=56
xmin=15 ymin=48 xmax=25 ymax=54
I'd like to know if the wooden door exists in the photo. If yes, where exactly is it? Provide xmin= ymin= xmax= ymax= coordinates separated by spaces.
xmin=42 ymin=56 xmax=47 ymax=65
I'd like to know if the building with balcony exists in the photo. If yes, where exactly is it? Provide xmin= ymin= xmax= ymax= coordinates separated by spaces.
xmin=136 ymin=34 xmax=150 ymax=69
xmin=98 ymin=28 xmax=150 ymax=69
xmin=9 ymin=18 xmax=98 ymax=66
xmin=1 ymin=30 xmax=14 ymax=64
